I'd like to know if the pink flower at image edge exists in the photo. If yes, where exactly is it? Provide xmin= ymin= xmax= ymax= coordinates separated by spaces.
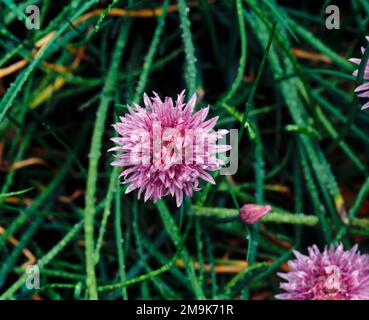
xmin=276 ymin=243 xmax=369 ymax=300
xmin=349 ymin=36 xmax=369 ymax=110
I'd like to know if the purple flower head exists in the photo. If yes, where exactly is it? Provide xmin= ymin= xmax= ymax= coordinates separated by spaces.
xmin=276 ymin=243 xmax=369 ymax=300
xmin=349 ymin=36 xmax=369 ymax=110
xmin=239 ymin=204 xmax=272 ymax=224
xmin=109 ymin=91 xmax=230 ymax=207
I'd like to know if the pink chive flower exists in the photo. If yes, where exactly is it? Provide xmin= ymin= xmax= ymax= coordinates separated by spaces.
xmin=109 ymin=91 xmax=230 ymax=207
xmin=276 ymin=243 xmax=369 ymax=300
xmin=349 ymin=36 xmax=369 ymax=110
xmin=239 ymin=204 xmax=272 ymax=224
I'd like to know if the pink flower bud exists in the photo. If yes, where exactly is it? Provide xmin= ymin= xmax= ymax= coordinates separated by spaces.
xmin=239 ymin=204 xmax=272 ymax=224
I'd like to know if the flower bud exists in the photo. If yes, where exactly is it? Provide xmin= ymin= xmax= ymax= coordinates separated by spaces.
xmin=239 ymin=204 xmax=272 ymax=224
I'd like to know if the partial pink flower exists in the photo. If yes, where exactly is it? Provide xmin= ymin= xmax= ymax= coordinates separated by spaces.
xmin=349 ymin=36 xmax=369 ymax=110
xmin=276 ymin=243 xmax=369 ymax=300
xmin=109 ymin=91 xmax=230 ymax=207
xmin=239 ymin=204 xmax=272 ymax=224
